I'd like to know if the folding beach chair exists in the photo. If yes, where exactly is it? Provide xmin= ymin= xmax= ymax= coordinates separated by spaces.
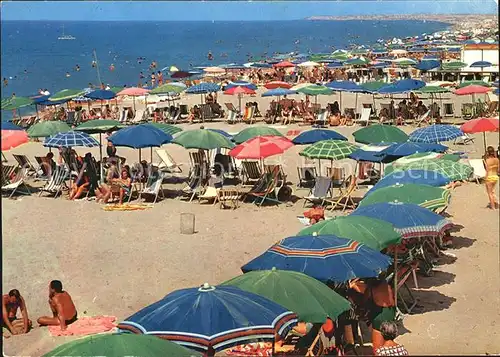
xmin=468 ymin=159 xmax=486 ymax=183
xmin=226 ymin=110 xmax=239 ymax=124
xmin=139 ymin=171 xmax=165 ymax=204
xmin=414 ymin=110 xmax=431 ymax=127
xmin=118 ymin=109 xmax=128 ymax=123
xmin=216 ymin=188 xmax=241 ymax=209
xmin=38 ymin=165 xmax=68 ymax=198
xmin=1 ymin=165 xmax=16 ymax=187
xmin=297 ymin=166 xmax=317 ymax=188
xmin=200 ymin=104 xmax=214 ymax=122
xmin=245 ymin=167 xmax=281 ymax=207
xmin=303 ymin=176 xmax=333 ymax=207
xmin=182 ymin=163 xmax=209 ymax=202
xmin=155 ymin=149 xmax=182 ymax=173
xmin=12 ymin=154 xmax=37 ymax=176
xmin=34 ymin=156 xmax=52 ymax=181
xmin=386 ymin=263 xmax=418 ymax=315
xmin=354 ymin=107 xmax=371 ymax=126
xmin=243 ymin=105 xmax=256 ymax=124
xmin=225 ymin=102 xmax=239 ymax=115
xmin=241 ymin=161 xmax=262 ymax=186
xmin=327 ymin=175 xmax=358 ymax=211
xmin=1 ymin=167 xmax=31 ymax=198
xmin=453 ymin=133 xmax=475 ymax=146
xmin=167 ymin=107 xmax=181 ymax=124
xmin=313 ymin=110 xmax=328 ymax=127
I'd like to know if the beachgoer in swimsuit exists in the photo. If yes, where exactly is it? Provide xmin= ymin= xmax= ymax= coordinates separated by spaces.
xmin=3 ymin=77 xmax=8 ymax=86
xmin=37 ymin=280 xmax=77 ymax=331
xmin=375 ymin=321 xmax=409 ymax=356
xmin=100 ymin=166 xmax=132 ymax=205
xmin=484 ymin=146 xmax=499 ymax=209
xmin=69 ymin=154 xmax=90 ymax=200
xmin=2 ymin=289 xmax=32 ymax=336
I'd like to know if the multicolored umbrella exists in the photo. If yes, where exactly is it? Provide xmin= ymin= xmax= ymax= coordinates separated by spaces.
xmin=300 ymin=140 xmax=358 ymax=160
xmin=222 ymin=268 xmax=351 ymax=323
xmin=409 ymin=124 xmax=463 ymax=143
xmin=49 ymin=89 xmax=86 ymax=102
xmin=460 ymin=117 xmax=499 ymax=150
xmin=298 ymin=216 xmax=401 ymax=251
xmin=233 ymin=126 xmax=283 ymax=144
xmin=353 ymin=125 xmax=409 ymax=144
xmin=229 ymin=135 xmax=293 ymax=160
xmin=117 ymin=284 xmax=298 ymax=353
xmin=44 ymin=131 xmax=100 ymax=148
xmin=292 ymin=129 xmax=347 ymax=144
xmin=173 ymin=128 xmax=234 ymax=150
xmin=27 ymin=121 xmax=71 ymax=138
xmin=367 ymin=170 xmax=452 ymax=194
xmin=1 ymin=129 xmax=29 ymax=151
xmin=43 ymin=333 xmax=201 ymax=357
xmin=241 ymin=234 xmax=393 ymax=283
xmin=384 ymin=159 xmax=473 ymax=181
xmin=358 ymin=183 xmax=451 ymax=212
xmin=351 ymin=202 xmax=454 ymax=239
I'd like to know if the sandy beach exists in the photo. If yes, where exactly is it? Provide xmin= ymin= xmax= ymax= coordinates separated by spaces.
xmin=2 ymin=89 xmax=500 ymax=355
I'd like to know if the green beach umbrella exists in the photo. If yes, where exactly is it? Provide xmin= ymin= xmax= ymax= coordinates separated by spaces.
xmin=416 ymin=86 xmax=451 ymax=94
xmin=233 ymin=126 xmax=283 ymax=144
xmin=358 ymin=183 xmax=451 ymax=212
xmin=393 ymin=152 xmax=460 ymax=165
xmin=74 ymin=120 xmax=126 ymax=134
xmin=300 ymin=140 xmax=358 ymax=160
xmin=27 ymin=121 xmax=71 ymax=138
xmin=385 ymin=159 xmax=473 ymax=181
xmin=1 ymin=96 xmax=34 ymax=110
xmin=148 ymin=122 xmax=183 ymax=136
xmin=298 ymin=216 xmax=401 ymax=251
xmin=351 ymin=48 xmax=369 ymax=55
xmin=42 ymin=333 xmax=201 ymax=357
xmin=457 ymin=80 xmax=491 ymax=89
xmin=49 ymin=89 xmax=86 ymax=102
xmin=353 ymin=125 xmax=409 ymax=144
xmin=173 ymin=128 xmax=234 ymax=150
xmin=296 ymin=85 xmax=333 ymax=96
xmin=361 ymin=81 xmax=387 ymax=92
xmin=345 ymin=57 xmax=370 ymax=66
xmin=441 ymin=61 xmax=467 ymax=70
xmin=150 ymin=83 xmax=186 ymax=95
xmin=221 ymin=268 xmax=351 ymax=323
xmin=392 ymin=58 xmax=417 ymax=67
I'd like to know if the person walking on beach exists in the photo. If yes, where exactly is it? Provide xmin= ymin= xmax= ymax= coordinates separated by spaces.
xmin=375 ymin=321 xmax=409 ymax=356
xmin=37 ymin=280 xmax=77 ymax=331
xmin=2 ymin=289 xmax=32 ymax=336
xmin=483 ymin=146 xmax=499 ymax=209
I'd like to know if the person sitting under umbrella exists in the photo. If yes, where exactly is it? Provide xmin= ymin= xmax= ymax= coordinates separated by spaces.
xmin=375 ymin=321 xmax=409 ymax=356
xmin=69 ymin=153 xmax=92 ymax=200
xmin=98 ymin=165 xmax=132 ymax=205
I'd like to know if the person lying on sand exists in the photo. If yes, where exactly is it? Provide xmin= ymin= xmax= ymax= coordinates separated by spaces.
xmin=2 ymin=289 xmax=32 ymax=336
xmin=37 ymin=280 xmax=77 ymax=331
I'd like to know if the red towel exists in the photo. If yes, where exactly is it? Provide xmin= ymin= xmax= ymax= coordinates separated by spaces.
xmin=48 ymin=315 xmax=116 ymax=336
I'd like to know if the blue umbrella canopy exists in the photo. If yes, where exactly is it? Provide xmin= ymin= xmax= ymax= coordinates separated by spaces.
xmin=84 ymin=89 xmax=117 ymax=100
xmin=325 ymin=81 xmax=366 ymax=92
xmin=108 ymin=124 xmax=173 ymax=149
xmin=415 ymin=60 xmax=441 ymax=71
xmin=242 ymin=234 xmax=392 ymax=283
xmin=292 ymin=129 xmax=347 ymax=144
xmin=207 ymin=128 xmax=233 ymax=140
xmin=351 ymin=202 xmax=454 ymax=239
xmin=117 ymin=284 xmax=298 ymax=353
xmin=409 ymin=125 xmax=463 ymax=143
xmin=378 ymin=142 xmax=448 ymax=158
xmin=224 ymin=81 xmax=258 ymax=90
xmin=262 ymin=88 xmax=297 ymax=97
xmin=1 ymin=121 xmax=24 ymax=130
xmin=378 ymin=79 xmax=426 ymax=94
xmin=470 ymin=61 xmax=492 ymax=68
xmin=185 ymin=83 xmax=221 ymax=94
xmin=367 ymin=170 xmax=452 ymax=195
xmin=44 ymin=131 xmax=99 ymax=148
xmin=349 ymin=148 xmax=390 ymax=163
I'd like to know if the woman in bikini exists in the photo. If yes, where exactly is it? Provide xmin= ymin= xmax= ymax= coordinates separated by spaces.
xmin=100 ymin=166 xmax=132 ymax=205
xmin=484 ymin=146 xmax=499 ymax=209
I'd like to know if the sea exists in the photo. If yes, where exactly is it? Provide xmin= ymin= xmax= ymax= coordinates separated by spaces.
xmin=1 ymin=20 xmax=450 ymax=119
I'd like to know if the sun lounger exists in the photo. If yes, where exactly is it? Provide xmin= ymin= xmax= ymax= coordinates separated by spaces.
xmin=327 ymin=175 xmax=357 ymax=211
xmin=2 ymin=167 xmax=31 ymax=198
xmin=12 ymin=154 xmax=37 ymax=176
xmin=468 ymin=159 xmax=486 ymax=183
xmin=354 ymin=107 xmax=371 ymax=126
xmin=155 ymin=149 xmax=182 ymax=173
xmin=303 ymin=176 xmax=333 ymax=207
xmin=297 ymin=166 xmax=317 ymax=188
xmin=139 ymin=171 xmax=165 ymax=204
xmin=453 ymin=133 xmax=475 ymax=146
xmin=414 ymin=110 xmax=431 ymax=127
xmin=38 ymin=165 xmax=68 ymax=198
xmin=241 ymin=161 xmax=262 ymax=186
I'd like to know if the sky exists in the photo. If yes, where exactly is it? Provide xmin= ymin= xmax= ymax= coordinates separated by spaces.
xmin=1 ymin=1 xmax=498 ymax=21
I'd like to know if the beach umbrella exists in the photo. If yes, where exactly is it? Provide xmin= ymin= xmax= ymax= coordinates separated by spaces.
xmin=384 ymin=159 xmax=472 ymax=181
xmin=148 ymin=123 xmax=183 ymax=136
xmin=116 ymin=87 xmax=150 ymax=111
xmin=290 ymin=82 xmax=316 ymax=91
xmin=297 ymin=61 xmax=320 ymax=67
xmin=0 ymin=121 xmax=23 ymax=131
xmin=233 ymin=126 xmax=283 ymax=144
xmin=292 ymin=129 xmax=347 ymax=144
xmin=409 ymin=124 xmax=463 ymax=143
xmin=441 ymin=61 xmax=467 ymax=70
xmin=262 ymin=88 xmax=297 ymax=97
xmin=392 ymin=58 xmax=417 ymax=66
xmin=1 ymin=129 xmax=29 ymax=151
xmin=358 ymin=183 xmax=451 ymax=212
xmin=49 ymin=89 xmax=86 ymax=102
xmin=150 ymin=83 xmax=186 ymax=95
xmin=470 ymin=61 xmax=493 ymax=68
xmin=454 ymin=85 xmax=491 ymax=96
xmin=241 ymin=234 xmax=392 ymax=283
xmin=74 ymin=120 xmax=125 ymax=134
xmin=1 ymin=96 xmax=34 ymax=110
xmin=417 ymin=86 xmax=450 ymax=94
xmin=108 ymin=124 xmax=172 ymax=149
xmin=222 ymin=268 xmax=350 ymax=323
xmin=228 ymin=135 xmax=293 ymax=160
xmin=344 ymin=57 xmax=370 ymax=66
xmin=117 ymin=284 xmax=298 ymax=354
xmin=27 ymin=121 xmax=71 ymax=138
xmin=207 ymin=129 xmax=232 ymax=141
xmin=367 ymin=170 xmax=452 ymax=194
xmin=460 ymin=117 xmax=499 ymax=150
xmin=296 ymin=85 xmax=332 ymax=96
xmin=44 ymin=131 xmax=99 ymax=148
xmin=351 ymin=202 xmax=454 ymax=239
xmin=84 ymin=89 xmax=116 ymax=100
xmin=224 ymin=86 xmax=256 ymax=113
xmin=300 ymin=140 xmax=358 ymax=161
xmin=224 ymin=81 xmax=258 ymax=91
xmin=378 ymin=142 xmax=447 ymax=158
xmin=42 ymin=333 xmax=201 ymax=357
xmin=393 ymin=152 xmax=460 ymax=164
xmin=390 ymin=49 xmax=408 ymax=56
xmin=173 ymin=128 xmax=234 ymax=150
xmin=185 ymin=83 xmax=221 ymax=94
xmin=415 ymin=60 xmax=441 ymax=71
xmin=325 ymin=81 xmax=364 ymax=92
xmin=298 ymin=216 xmax=401 ymax=251
xmin=360 ymin=81 xmax=387 ymax=93
xmin=203 ymin=66 xmax=225 ymax=74
xmin=353 ymin=125 xmax=408 ymax=144
xmin=378 ymin=79 xmax=426 ymax=94
xmin=273 ymin=61 xmax=295 ymax=68
xmin=264 ymin=81 xmax=292 ymax=90
xmin=457 ymin=80 xmax=491 ymax=89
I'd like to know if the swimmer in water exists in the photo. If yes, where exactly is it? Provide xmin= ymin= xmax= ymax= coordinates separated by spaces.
xmin=110 ymin=64 xmax=115 ymax=71
xmin=66 ymin=72 xmax=71 ymax=78
xmin=75 ymin=65 xmax=80 ymax=72
xmin=91 ymin=60 xmax=96 ymax=68
xmin=3 ymin=78 xmax=8 ymax=87
xmin=207 ymin=51 xmax=214 ymax=61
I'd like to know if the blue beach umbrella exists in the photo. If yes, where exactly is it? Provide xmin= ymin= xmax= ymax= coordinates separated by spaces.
xmin=415 ymin=60 xmax=441 ymax=71
xmin=349 ymin=148 xmax=390 ymax=163
xmin=469 ymin=61 xmax=492 ymax=68
xmin=117 ymin=284 xmax=298 ymax=353
xmin=327 ymin=62 xmax=345 ymax=69
xmin=378 ymin=142 xmax=448 ymax=158
xmin=241 ymin=234 xmax=393 ymax=283
xmin=262 ymin=88 xmax=297 ymax=97
xmin=1 ymin=121 xmax=24 ymax=131
xmin=409 ymin=125 xmax=463 ymax=143
xmin=208 ymin=128 xmax=233 ymax=140
xmin=186 ymin=83 xmax=221 ymax=94
xmin=84 ymin=89 xmax=116 ymax=100
xmin=292 ymin=129 xmax=347 ymax=144
xmin=43 ymin=131 xmax=99 ymax=148
xmin=378 ymin=79 xmax=426 ymax=94
xmin=108 ymin=124 xmax=172 ymax=149
xmin=367 ymin=170 xmax=451 ymax=195
xmin=325 ymin=81 xmax=365 ymax=92
xmin=351 ymin=202 xmax=454 ymax=239
xmin=224 ymin=81 xmax=258 ymax=91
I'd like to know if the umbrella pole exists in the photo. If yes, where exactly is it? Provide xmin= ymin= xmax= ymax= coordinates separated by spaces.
xmin=483 ymin=132 xmax=487 ymax=152
xmin=151 ymin=147 xmax=153 ymax=163
xmin=99 ymin=133 xmax=104 ymax=184
xmin=394 ymin=249 xmax=398 ymax=315
xmin=133 ymin=97 xmax=136 ymax=112
xmin=340 ymin=92 xmax=342 ymax=114
xmin=355 ymin=93 xmax=358 ymax=116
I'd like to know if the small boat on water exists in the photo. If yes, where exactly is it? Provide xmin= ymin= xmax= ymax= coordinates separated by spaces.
xmin=58 ymin=25 xmax=76 ymax=40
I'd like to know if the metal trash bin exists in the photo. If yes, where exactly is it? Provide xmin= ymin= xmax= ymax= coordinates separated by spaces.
xmin=180 ymin=213 xmax=195 ymax=234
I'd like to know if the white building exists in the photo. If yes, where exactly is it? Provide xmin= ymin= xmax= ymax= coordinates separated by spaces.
xmin=461 ymin=44 xmax=499 ymax=77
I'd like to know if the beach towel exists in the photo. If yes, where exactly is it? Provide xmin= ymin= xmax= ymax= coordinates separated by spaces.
xmin=48 ymin=316 xmax=116 ymax=336
xmin=102 ymin=203 xmax=153 ymax=211
xmin=225 ymin=342 xmax=273 ymax=356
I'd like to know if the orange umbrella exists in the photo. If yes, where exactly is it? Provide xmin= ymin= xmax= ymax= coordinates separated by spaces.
xmin=1 ymin=129 xmax=29 ymax=151
xmin=229 ymin=135 xmax=293 ymax=160
xmin=264 ymin=81 xmax=292 ymax=90
xmin=273 ymin=61 xmax=295 ymax=68
xmin=454 ymin=85 xmax=491 ymax=95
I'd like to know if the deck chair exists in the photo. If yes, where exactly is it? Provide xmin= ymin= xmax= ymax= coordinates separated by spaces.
xmin=281 ymin=324 xmax=325 ymax=356
xmin=34 ymin=156 xmax=52 ymax=181
xmin=453 ymin=133 xmax=475 ymax=145
xmin=66 ymin=111 xmax=76 ymax=127
xmin=1 ymin=165 xmax=16 ymax=186
xmin=168 ymin=107 xmax=181 ymax=124
xmin=155 ymin=149 xmax=182 ymax=173
xmin=303 ymin=176 xmax=333 ymax=207
xmin=182 ymin=163 xmax=209 ymax=202
xmin=386 ymin=263 xmax=418 ymax=315
xmin=468 ymin=159 xmax=486 ymax=183
xmin=118 ymin=109 xmax=128 ymax=123
xmin=226 ymin=110 xmax=239 ymax=124
xmin=314 ymin=110 xmax=328 ymax=127
xmin=354 ymin=108 xmax=371 ymax=126
xmin=200 ymin=104 xmax=214 ymax=122
xmin=12 ymin=154 xmax=37 ymax=176
xmin=327 ymin=175 xmax=357 ymax=211
xmin=241 ymin=161 xmax=262 ymax=186
xmin=139 ymin=171 xmax=165 ymax=204
xmin=246 ymin=167 xmax=281 ymax=206
xmin=38 ymin=165 xmax=68 ymax=198
xmin=225 ymin=102 xmax=239 ymax=114
xmin=461 ymin=103 xmax=474 ymax=119
xmin=1 ymin=167 xmax=31 ymax=198
xmin=217 ymin=188 xmax=241 ymax=209
xmin=243 ymin=105 xmax=256 ymax=124
xmin=414 ymin=110 xmax=431 ymax=127
xmin=130 ymin=109 xmax=145 ymax=124
xmin=297 ymin=166 xmax=317 ymax=188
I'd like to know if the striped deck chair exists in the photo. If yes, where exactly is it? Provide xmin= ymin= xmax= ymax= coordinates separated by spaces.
xmin=34 ymin=156 xmax=52 ymax=181
xmin=2 ymin=165 xmax=16 ymax=185
xmin=297 ymin=166 xmax=317 ymax=188
xmin=303 ymin=176 xmax=332 ymax=207
xmin=155 ymin=149 xmax=182 ymax=173
xmin=182 ymin=165 xmax=209 ymax=202
xmin=246 ymin=166 xmax=281 ymax=207
xmin=327 ymin=175 xmax=357 ymax=211
xmin=38 ymin=165 xmax=68 ymax=198
xmin=243 ymin=105 xmax=256 ymax=124
xmin=226 ymin=110 xmax=239 ymax=124
xmin=414 ymin=110 xmax=431 ymax=127
xmin=200 ymin=104 xmax=214 ymax=122
xmin=2 ymin=167 xmax=32 ymax=198
xmin=118 ymin=109 xmax=128 ymax=123
xmin=139 ymin=171 xmax=165 ymax=204
xmin=12 ymin=154 xmax=37 ymax=176
xmin=241 ymin=161 xmax=262 ymax=186
xmin=130 ymin=109 xmax=145 ymax=124
xmin=314 ymin=110 xmax=328 ymax=127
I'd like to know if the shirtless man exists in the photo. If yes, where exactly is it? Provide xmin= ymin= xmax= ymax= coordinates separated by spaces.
xmin=37 ymin=280 xmax=77 ymax=331
xmin=2 ymin=289 xmax=31 ymax=336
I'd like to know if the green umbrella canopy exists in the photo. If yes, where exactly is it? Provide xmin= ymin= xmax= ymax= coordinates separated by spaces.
xmin=221 ymin=268 xmax=351 ymax=323
xmin=148 ymin=122 xmax=183 ymax=136
xmin=109 ymin=86 xmax=124 ymax=94
xmin=457 ymin=80 xmax=491 ymax=89
xmin=441 ymin=61 xmax=467 ymax=70
xmin=49 ymin=89 xmax=86 ymax=102
xmin=300 ymin=140 xmax=358 ymax=160
xmin=351 ymin=48 xmax=370 ymax=55
xmin=298 ymin=216 xmax=401 ymax=251
xmin=233 ymin=126 xmax=283 ymax=144
xmin=416 ymin=86 xmax=451 ymax=94
xmin=74 ymin=120 xmax=126 ymax=134
xmin=346 ymin=57 xmax=370 ymax=66
xmin=27 ymin=121 xmax=71 ymax=138
xmin=150 ymin=83 xmax=186 ymax=95
xmin=394 ymin=152 xmax=460 ymax=165
xmin=361 ymin=81 xmax=387 ymax=92
xmin=385 ymin=158 xmax=472 ymax=181
xmin=353 ymin=125 xmax=409 ymax=144
xmin=42 ymin=333 xmax=201 ymax=357
xmin=173 ymin=128 xmax=234 ymax=150
xmin=297 ymin=85 xmax=333 ymax=96
xmin=359 ymin=183 xmax=451 ymax=211
xmin=393 ymin=59 xmax=417 ymax=67
xmin=1 ymin=96 xmax=34 ymax=110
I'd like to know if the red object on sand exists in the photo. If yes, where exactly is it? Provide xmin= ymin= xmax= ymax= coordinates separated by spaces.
xmin=229 ymin=135 xmax=294 ymax=159
xmin=1 ymin=130 xmax=29 ymax=151
xmin=224 ymin=86 xmax=256 ymax=95
xmin=264 ymin=81 xmax=292 ymax=89
xmin=273 ymin=61 xmax=295 ymax=68
xmin=460 ymin=117 xmax=499 ymax=133
xmin=454 ymin=85 xmax=491 ymax=95
xmin=48 ymin=315 xmax=116 ymax=336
